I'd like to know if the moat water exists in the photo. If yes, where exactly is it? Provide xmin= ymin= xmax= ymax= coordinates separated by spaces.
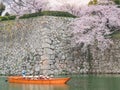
xmin=1 ymin=74 xmax=120 ymax=90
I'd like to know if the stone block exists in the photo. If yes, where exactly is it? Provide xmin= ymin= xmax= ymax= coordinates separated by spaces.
xmin=44 ymin=48 xmax=54 ymax=54
xmin=42 ymin=43 xmax=50 ymax=48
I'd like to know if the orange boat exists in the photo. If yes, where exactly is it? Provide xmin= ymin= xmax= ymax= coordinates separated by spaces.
xmin=8 ymin=76 xmax=70 ymax=84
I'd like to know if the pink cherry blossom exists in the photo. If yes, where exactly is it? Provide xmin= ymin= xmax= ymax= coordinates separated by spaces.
xmin=70 ymin=5 xmax=120 ymax=51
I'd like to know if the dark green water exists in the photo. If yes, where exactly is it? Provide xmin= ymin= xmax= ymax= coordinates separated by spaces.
xmin=1 ymin=74 xmax=120 ymax=90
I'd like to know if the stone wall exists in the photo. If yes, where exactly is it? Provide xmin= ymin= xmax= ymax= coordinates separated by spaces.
xmin=0 ymin=16 xmax=120 ymax=75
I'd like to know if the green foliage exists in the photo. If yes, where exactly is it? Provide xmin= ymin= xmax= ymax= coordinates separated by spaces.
xmin=111 ymin=31 xmax=120 ymax=39
xmin=0 ymin=16 xmax=16 ymax=21
xmin=88 ymin=0 xmax=98 ymax=5
xmin=42 ymin=11 xmax=76 ymax=18
xmin=113 ymin=0 xmax=120 ymax=5
xmin=0 ymin=11 xmax=76 ymax=21
xmin=19 ymin=12 xmax=43 ymax=19
xmin=19 ymin=11 xmax=76 ymax=19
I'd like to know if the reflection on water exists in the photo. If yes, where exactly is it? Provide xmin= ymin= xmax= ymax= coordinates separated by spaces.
xmin=9 ymin=83 xmax=69 ymax=90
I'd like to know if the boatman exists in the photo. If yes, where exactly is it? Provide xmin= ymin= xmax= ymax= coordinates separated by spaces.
xmin=22 ymin=70 xmax=26 ymax=77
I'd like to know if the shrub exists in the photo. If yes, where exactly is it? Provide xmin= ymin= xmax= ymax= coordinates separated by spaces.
xmin=0 ymin=16 xmax=16 ymax=21
xmin=19 ymin=11 xmax=76 ymax=19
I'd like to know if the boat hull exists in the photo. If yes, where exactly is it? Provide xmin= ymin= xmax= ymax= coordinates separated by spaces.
xmin=8 ymin=76 xmax=70 ymax=84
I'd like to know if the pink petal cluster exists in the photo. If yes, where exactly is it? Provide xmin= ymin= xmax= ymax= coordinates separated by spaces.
xmin=70 ymin=5 xmax=120 ymax=51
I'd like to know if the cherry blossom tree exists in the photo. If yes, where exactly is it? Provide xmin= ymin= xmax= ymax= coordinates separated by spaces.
xmin=0 ymin=0 xmax=92 ymax=16
xmin=47 ymin=0 xmax=91 ymax=11
xmin=70 ymin=5 xmax=120 ymax=51
xmin=0 ymin=0 xmax=48 ymax=16
xmin=49 ymin=0 xmax=120 ymax=52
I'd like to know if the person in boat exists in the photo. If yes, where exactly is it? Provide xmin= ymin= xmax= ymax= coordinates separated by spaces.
xmin=22 ymin=70 xmax=26 ymax=77
xmin=38 ymin=75 xmax=51 ymax=79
